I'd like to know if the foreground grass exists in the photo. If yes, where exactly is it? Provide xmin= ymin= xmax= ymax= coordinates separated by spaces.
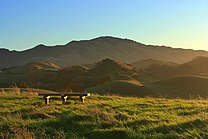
xmin=0 ymin=92 xmax=207 ymax=139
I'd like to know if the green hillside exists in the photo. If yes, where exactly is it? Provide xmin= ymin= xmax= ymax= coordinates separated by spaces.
xmin=0 ymin=92 xmax=207 ymax=139
xmin=145 ymin=75 xmax=208 ymax=98
xmin=88 ymin=79 xmax=145 ymax=96
xmin=87 ymin=75 xmax=208 ymax=99
xmin=0 ymin=59 xmax=139 ymax=92
xmin=137 ymin=57 xmax=208 ymax=82
xmin=1 ymin=58 xmax=208 ymax=99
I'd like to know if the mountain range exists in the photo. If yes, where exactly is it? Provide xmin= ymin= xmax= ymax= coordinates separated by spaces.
xmin=1 ymin=36 xmax=208 ymax=69
xmin=1 ymin=36 xmax=208 ymax=98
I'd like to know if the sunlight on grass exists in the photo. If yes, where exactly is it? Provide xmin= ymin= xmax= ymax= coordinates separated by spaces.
xmin=0 ymin=92 xmax=207 ymax=139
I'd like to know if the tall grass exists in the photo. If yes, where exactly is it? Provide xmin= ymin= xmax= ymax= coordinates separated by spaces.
xmin=0 ymin=92 xmax=207 ymax=139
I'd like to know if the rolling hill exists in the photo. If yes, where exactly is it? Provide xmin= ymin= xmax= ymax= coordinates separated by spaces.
xmin=0 ymin=61 xmax=61 ymax=88
xmin=87 ymin=79 xmax=145 ymax=96
xmin=135 ymin=56 xmax=208 ymax=82
xmin=171 ymin=56 xmax=208 ymax=77
xmin=132 ymin=59 xmax=178 ymax=82
xmin=0 ymin=59 xmax=139 ymax=91
xmin=145 ymin=75 xmax=208 ymax=98
xmin=131 ymin=59 xmax=178 ymax=70
xmin=90 ymin=75 xmax=208 ymax=98
xmin=1 ymin=58 xmax=208 ymax=98
xmin=55 ymin=58 xmax=139 ymax=91
xmin=1 ymin=36 xmax=208 ymax=69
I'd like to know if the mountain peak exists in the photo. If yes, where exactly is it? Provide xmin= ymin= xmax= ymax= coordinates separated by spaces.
xmin=94 ymin=58 xmax=133 ymax=72
xmin=34 ymin=44 xmax=47 ymax=49
xmin=99 ymin=58 xmax=117 ymax=64
xmin=91 ymin=36 xmax=139 ymax=44
xmin=92 ymin=36 xmax=121 ymax=40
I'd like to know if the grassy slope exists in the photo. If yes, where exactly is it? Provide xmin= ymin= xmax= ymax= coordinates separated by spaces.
xmin=88 ymin=75 xmax=208 ymax=99
xmin=0 ymin=92 xmax=207 ymax=139
xmin=88 ymin=79 xmax=145 ymax=97
xmin=146 ymin=75 xmax=208 ymax=98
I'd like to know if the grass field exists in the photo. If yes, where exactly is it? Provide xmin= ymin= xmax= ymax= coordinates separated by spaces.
xmin=0 ymin=92 xmax=207 ymax=139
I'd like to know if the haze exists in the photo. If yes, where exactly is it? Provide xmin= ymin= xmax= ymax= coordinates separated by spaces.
xmin=0 ymin=0 xmax=208 ymax=51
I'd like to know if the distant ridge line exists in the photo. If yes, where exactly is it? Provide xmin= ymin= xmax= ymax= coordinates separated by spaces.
xmin=1 ymin=36 xmax=208 ymax=69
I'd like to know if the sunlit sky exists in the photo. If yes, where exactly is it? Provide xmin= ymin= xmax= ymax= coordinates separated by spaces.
xmin=0 ymin=0 xmax=208 ymax=51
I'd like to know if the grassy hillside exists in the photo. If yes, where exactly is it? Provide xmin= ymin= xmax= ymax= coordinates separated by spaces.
xmin=87 ymin=75 xmax=208 ymax=99
xmin=132 ymin=59 xmax=178 ymax=71
xmin=171 ymin=56 xmax=208 ymax=77
xmin=1 ymin=59 xmax=208 ymax=99
xmin=145 ymin=75 xmax=208 ymax=98
xmin=0 ymin=92 xmax=207 ymax=139
xmin=88 ymin=79 xmax=145 ymax=96
xmin=137 ymin=57 xmax=208 ymax=82
xmin=0 ymin=59 xmax=139 ymax=92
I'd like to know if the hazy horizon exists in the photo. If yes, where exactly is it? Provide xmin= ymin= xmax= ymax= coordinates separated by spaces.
xmin=0 ymin=0 xmax=208 ymax=51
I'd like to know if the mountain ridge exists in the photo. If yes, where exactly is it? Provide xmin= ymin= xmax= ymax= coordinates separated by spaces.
xmin=1 ymin=36 xmax=207 ymax=52
xmin=1 ymin=36 xmax=208 ymax=69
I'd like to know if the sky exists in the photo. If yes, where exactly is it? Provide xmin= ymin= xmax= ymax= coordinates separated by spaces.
xmin=0 ymin=0 xmax=208 ymax=51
